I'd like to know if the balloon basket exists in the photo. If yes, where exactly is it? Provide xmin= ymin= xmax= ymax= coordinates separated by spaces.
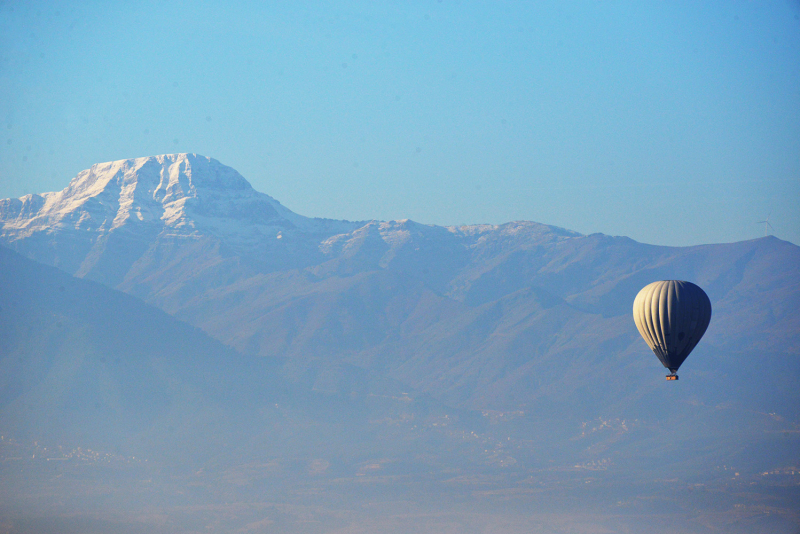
xmin=665 ymin=374 xmax=679 ymax=381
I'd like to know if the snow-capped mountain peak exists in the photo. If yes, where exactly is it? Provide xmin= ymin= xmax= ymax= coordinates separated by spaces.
xmin=0 ymin=153 xmax=333 ymax=240
xmin=0 ymin=154 xmax=368 ymax=282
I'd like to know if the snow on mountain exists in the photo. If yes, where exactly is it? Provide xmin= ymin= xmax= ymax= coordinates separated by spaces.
xmin=0 ymin=153 xmax=355 ymax=242
xmin=0 ymin=154 xmax=371 ymax=283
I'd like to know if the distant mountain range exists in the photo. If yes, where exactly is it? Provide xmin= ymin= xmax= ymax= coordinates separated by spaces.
xmin=1 ymin=154 xmax=798 ymax=532
xmin=2 ymin=154 xmax=797 ymax=414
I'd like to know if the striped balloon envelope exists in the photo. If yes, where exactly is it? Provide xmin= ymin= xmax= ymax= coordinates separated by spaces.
xmin=632 ymin=280 xmax=712 ymax=380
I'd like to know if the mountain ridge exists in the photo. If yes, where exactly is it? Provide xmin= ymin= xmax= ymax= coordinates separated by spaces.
xmin=1 ymin=155 xmax=798 ymax=415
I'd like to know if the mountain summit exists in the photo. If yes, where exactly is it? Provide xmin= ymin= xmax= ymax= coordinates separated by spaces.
xmin=0 ymin=154 xmax=360 ymax=283
xmin=0 ymin=153 xmax=348 ymax=242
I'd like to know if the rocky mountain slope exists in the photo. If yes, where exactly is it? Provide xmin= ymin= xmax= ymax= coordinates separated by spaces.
xmin=0 ymin=244 xmax=278 ymax=457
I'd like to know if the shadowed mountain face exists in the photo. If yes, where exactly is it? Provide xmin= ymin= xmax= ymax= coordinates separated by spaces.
xmin=0 ymin=244 xmax=498 ymax=476
xmin=0 ymin=245 xmax=284 ymax=460
xmin=1 ymin=155 xmax=799 ymax=533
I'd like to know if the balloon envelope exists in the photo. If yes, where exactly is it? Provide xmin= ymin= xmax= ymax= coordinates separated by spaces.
xmin=632 ymin=280 xmax=712 ymax=373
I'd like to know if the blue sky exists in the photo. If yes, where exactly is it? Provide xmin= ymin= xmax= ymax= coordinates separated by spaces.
xmin=1 ymin=1 xmax=798 ymax=246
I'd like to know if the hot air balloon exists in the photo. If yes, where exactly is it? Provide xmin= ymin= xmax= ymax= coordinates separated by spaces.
xmin=632 ymin=280 xmax=712 ymax=380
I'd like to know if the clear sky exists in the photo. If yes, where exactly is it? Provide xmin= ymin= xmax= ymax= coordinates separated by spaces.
xmin=1 ymin=1 xmax=798 ymax=246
